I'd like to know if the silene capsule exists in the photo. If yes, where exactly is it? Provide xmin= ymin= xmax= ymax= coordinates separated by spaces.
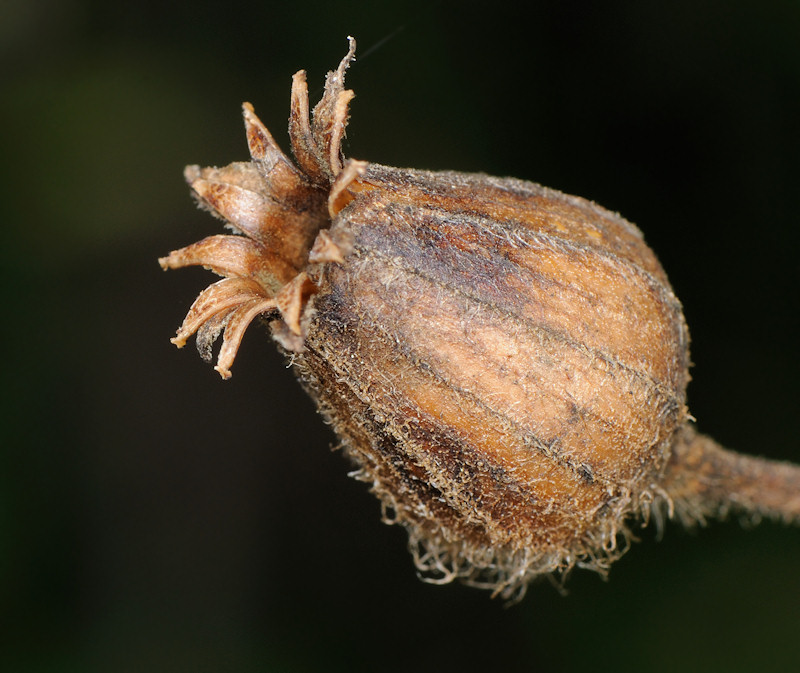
xmin=161 ymin=39 xmax=800 ymax=599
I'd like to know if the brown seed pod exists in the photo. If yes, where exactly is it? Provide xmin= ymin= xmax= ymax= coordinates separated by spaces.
xmin=160 ymin=38 xmax=800 ymax=599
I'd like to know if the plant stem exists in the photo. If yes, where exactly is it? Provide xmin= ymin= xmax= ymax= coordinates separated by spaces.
xmin=663 ymin=426 xmax=800 ymax=527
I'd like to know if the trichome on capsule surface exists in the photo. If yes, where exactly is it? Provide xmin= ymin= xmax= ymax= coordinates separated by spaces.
xmin=160 ymin=38 xmax=800 ymax=599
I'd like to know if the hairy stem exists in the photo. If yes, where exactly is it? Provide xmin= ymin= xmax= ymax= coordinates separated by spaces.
xmin=662 ymin=425 xmax=800 ymax=526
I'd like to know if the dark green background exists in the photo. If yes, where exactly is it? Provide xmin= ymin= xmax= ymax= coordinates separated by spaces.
xmin=2 ymin=1 xmax=798 ymax=671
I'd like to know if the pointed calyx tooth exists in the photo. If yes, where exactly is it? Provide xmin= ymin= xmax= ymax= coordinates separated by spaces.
xmin=184 ymin=161 xmax=328 ymax=273
xmin=313 ymin=36 xmax=357 ymax=176
xmin=289 ymin=70 xmax=324 ymax=185
xmin=289 ymin=36 xmax=357 ymax=184
xmin=275 ymin=272 xmax=317 ymax=335
xmin=328 ymin=159 xmax=368 ymax=217
xmin=158 ymin=235 xmax=296 ymax=294
xmin=189 ymin=176 xmax=274 ymax=240
xmin=189 ymin=175 xmax=292 ymax=246
xmin=170 ymin=277 xmax=268 ymax=348
xmin=214 ymin=297 xmax=279 ymax=379
xmin=308 ymin=229 xmax=345 ymax=265
xmin=321 ymin=87 xmax=355 ymax=177
xmin=241 ymin=102 xmax=318 ymax=196
xmin=185 ymin=162 xmax=264 ymax=195
xmin=242 ymin=101 xmax=289 ymax=164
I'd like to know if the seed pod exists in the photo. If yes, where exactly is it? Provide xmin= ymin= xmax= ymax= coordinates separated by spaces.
xmin=160 ymin=39 xmax=800 ymax=599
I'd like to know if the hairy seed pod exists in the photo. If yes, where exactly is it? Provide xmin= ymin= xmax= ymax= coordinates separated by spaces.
xmin=160 ymin=39 xmax=800 ymax=599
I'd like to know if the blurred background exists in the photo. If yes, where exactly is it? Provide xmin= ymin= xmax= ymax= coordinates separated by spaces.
xmin=1 ymin=1 xmax=798 ymax=671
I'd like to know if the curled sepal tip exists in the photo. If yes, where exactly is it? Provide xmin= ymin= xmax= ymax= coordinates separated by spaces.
xmin=169 ymin=277 xmax=269 ymax=349
xmin=289 ymin=37 xmax=357 ymax=183
xmin=162 ymin=39 xmax=363 ymax=377
xmin=213 ymin=297 xmax=279 ymax=379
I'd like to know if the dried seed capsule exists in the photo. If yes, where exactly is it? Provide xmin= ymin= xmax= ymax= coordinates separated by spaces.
xmin=161 ymin=39 xmax=800 ymax=599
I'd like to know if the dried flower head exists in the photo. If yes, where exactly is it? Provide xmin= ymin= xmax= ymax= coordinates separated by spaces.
xmin=161 ymin=39 xmax=800 ymax=599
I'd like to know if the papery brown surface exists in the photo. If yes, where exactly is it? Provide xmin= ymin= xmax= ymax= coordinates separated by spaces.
xmin=287 ymin=164 xmax=690 ymax=593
